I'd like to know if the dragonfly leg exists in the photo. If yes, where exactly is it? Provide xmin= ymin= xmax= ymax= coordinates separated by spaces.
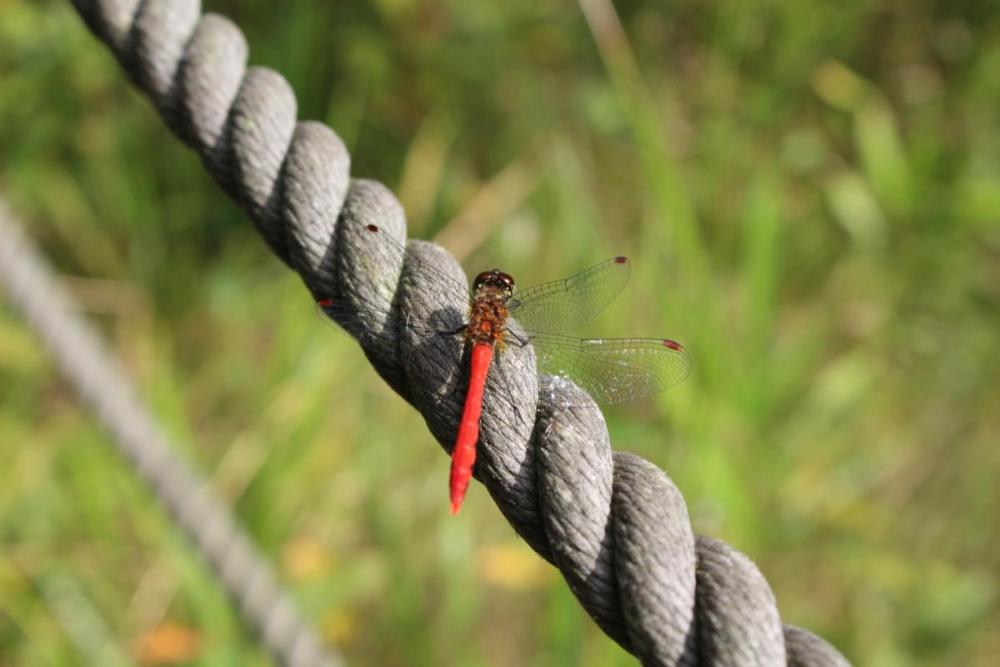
xmin=504 ymin=328 xmax=529 ymax=347
xmin=437 ymin=324 xmax=468 ymax=337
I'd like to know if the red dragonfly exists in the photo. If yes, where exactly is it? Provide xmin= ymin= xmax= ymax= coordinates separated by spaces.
xmin=318 ymin=223 xmax=691 ymax=514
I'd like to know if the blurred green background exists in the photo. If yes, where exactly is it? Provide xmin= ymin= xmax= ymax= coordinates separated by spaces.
xmin=2 ymin=0 xmax=998 ymax=665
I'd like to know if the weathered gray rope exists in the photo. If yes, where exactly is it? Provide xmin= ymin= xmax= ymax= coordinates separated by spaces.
xmin=64 ymin=1 xmax=850 ymax=664
xmin=0 ymin=201 xmax=342 ymax=667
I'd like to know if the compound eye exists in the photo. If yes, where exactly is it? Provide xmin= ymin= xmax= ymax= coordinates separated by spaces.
xmin=500 ymin=276 xmax=515 ymax=298
xmin=472 ymin=270 xmax=492 ymax=289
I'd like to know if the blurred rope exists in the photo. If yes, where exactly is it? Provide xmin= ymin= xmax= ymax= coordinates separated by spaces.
xmin=0 ymin=202 xmax=342 ymax=666
xmin=61 ymin=1 xmax=850 ymax=665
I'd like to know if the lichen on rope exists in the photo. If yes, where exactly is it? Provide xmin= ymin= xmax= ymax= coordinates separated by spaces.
xmin=67 ymin=1 xmax=850 ymax=664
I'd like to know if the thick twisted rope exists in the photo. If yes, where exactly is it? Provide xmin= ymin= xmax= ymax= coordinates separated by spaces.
xmin=0 ymin=202 xmax=341 ymax=667
xmin=65 ymin=1 xmax=850 ymax=664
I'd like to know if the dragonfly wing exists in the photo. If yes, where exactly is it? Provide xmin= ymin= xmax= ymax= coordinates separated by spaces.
xmin=318 ymin=298 xmax=467 ymax=398
xmin=531 ymin=333 xmax=692 ymax=405
xmin=318 ymin=298 xmax=469 ymax=355
xmin=316 ymin=222 xmax=472 ymax=365
xmin=509 ymin=256 xmax=631 ymax=335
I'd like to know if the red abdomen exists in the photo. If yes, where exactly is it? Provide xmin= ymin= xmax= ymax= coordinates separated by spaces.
xmin=449 ymin=342 xmax=494 ymax=514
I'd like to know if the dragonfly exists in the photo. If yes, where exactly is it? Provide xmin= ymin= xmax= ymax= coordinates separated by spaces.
xmin=317 ymin=223 xmax=691 ymax=514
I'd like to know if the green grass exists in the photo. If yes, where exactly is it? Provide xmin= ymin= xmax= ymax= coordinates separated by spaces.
xmin=2 ymin=0 xmax=999 ymax=665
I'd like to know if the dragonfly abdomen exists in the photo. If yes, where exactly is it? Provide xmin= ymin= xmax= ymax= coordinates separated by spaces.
xmin=450 ymin=342 xmax=494 ymax=514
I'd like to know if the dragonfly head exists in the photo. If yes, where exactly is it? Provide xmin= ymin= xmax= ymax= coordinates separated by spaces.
xmin=473 ymin=269 xmax=515 ymax=301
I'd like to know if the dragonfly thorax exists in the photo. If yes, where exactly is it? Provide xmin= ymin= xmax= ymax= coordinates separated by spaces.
xmin=467 ymin=270 xmax=514 ymax=346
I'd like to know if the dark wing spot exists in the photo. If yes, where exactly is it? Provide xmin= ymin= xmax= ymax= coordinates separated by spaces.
xmin=614 ymin=256 xmax=628 ymax=264
xmin=365 ymin=224 xmax=380 ymax=233
xmin=317 ymin=298 xmax=335 ymax=307
xmin=662 ymin=339 xmax=683 ymax=350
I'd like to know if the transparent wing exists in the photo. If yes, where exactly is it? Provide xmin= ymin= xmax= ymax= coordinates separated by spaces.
xmin=508 ymin=256 xmax=631 ymax=335
xmin=313 ymin=222 xmax=473 ymax=349
xmin=317 ymin=297 xmax=469 ymax=401
xmin=531 ymin=333 xmax=692 ymax=405
xmin=318 ymin=298 xmax=463 ymax=346
xmin=320 ymin=222 xmax=473 ymax=312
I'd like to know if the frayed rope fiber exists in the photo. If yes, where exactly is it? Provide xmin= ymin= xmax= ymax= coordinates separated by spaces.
xmin=66 ymin=1 xmax=850 ymax=664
